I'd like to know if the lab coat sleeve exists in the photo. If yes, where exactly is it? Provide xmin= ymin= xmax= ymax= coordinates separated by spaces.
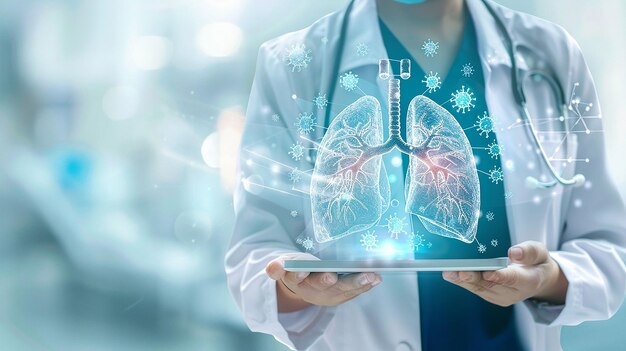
xmin=524 ymin=32 xmax=626 ymax=326
xmin=224 ymin=43 xmax=336 ymax=350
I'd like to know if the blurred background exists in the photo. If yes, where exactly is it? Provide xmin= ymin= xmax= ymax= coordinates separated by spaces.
xmin=0 ymin=0 xmax=624 ymax=350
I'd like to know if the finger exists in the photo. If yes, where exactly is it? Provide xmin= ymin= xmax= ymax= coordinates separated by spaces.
xmin=329 ymin=281 xmax=377 ymax=305
xmin=509 ymin=241 xmax=549 ymax=265
xmin=457 ymin=271 xmax=482 ymax=284
xmin=334 ymin=273 xmax=382 ymax=291
xmin=265 ymin=258 xmax=287 ymax=281
xmin=482 ymin=267 xmax=521 ymax=287
xmin=302 ymin=272 xmax=338 ymax=290
xmin=282 ymin=271 xmax=311 ymax=287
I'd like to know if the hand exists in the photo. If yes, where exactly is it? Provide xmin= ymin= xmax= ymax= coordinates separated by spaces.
xmin=442 ymin=241 xmax=569 ymax=307
xmin=265 ymin=254 xmax=382 ymax=313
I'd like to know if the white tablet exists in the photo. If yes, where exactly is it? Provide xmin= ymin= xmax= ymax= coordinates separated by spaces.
xmin=284 ymin=258 xmax=508 ymax=273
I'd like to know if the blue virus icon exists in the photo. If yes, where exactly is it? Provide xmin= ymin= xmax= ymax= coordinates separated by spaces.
xmin=355 ymin=42 xmax=369 ymax=57
xmin=271 ymin=113 xmax=280 ymax=122
xmin=295 ymin=112 xmax=316 ymax=134
xmin=284 ymin=44 xmax=312 ymax=72
xmin=422 ymin=71 xmax=442 ymax=93
xmin=491 ymin=239 xmax=498 ymax=247
xmin=313 ymin=93 xmax=328 ymax=110
xmin=485 ymin=211 xmax=494 ymax=221
xmin=288 ymin=168 xmax=301 ymax=183
xmin=451 ymin=86 xmax=476 ymax=113
xmin=298 ymin=236 xmax=314 ymax=251
xmin=461 ymin=63 xmax=475 ymax=77
xmin=422 ymin=39 xmax=439 ymax=57
xmin=340 ymin=71 xmax=359 ymax=91
xmin=407 ymin=232 xmax=425 ymax=251
xmin=385 ymin=213 xmax=408 ymax=239
xmin=478 ymin=243 xmax=487 ymax=253
xmin=488 ymin=166 xmax=504 ymax=184
xmin=487 ymin=141 xmax=502 ymax=159
xmin=289 ymin=142 xmax=305 ymax=161
xmin=475 ymin=112 xmax=495 ymax=138
xmin=360 ymin=231 xmax=379 ymax=251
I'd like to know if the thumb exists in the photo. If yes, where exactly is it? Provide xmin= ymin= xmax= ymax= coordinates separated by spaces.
xmin=508 ymin=241 xmax=549 ymax=265
xmin=265 ymin=257 xmax=287 ymax=281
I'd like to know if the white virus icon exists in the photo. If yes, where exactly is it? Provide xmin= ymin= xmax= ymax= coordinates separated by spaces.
xmin=427 ymin=242 xmax=433 ymax=248
xmin=478 ymin=243 xmax=487 ymax=253
xmin=485 ymin=211 xmax=495 ymax=221
xmin=288 ymin=168 xmax=301 ymax=183
xmin=360 ymin=231 xmax=379 ymax=251
xmin=385 ymin=213 xmax=408 ymax=239
xmin=313 ymin=93 xmax=328 ymax=110
xmin=461 ymin=63 xmax=475 ymax=77
xmin=491 ymin=239 xmax=498 ymax=247
xmin=504 ymin=191 xmax=513 ymax=199
xmin=355 ymin=42 xmax=369 ymax=57
xmin=271 ymin=113 xmax=280 ymax=122
xmin=422 ymin=71 xmax=442 ymax=93
xmin=407 ymin=232 xmax=425 ymax=251
xmin=451 ymin=86 xmax=476 ymax=113
xmin=419 ymin=205 xmax=426 ymax=213
xmin=321 ymin=37 xmax=329 ymax=45
xmin=475 ymin=112 xmax=495 ymax=137
xmin=289 ymin=142 xmax=305 ymax=161
xmin=290 ymin=210 xmax=299 ymax=218
xmin=421 ymin=39 xmax=439 ymax=57
xmin=487 ymin=141 xmax=502 ymax=159
xmin=295 ymin=112 xmax=316 ymax=134
xmin=283 ymin=44 xmax=312 ymax=72
xmin=299 ymin=236 xmax=314 ymax=251
xmin=340 ymin=71 xmax=359 ymax=91
xmin=489 ymin=166 xmax=504 ymax=184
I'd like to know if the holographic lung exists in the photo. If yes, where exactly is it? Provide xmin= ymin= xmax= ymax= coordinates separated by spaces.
xmin=310 ymin=96 xmax=390 ymax=243
xmin=405 ymin=96 xmax=480 ymax=243
xmin=310 ymin=59 xmax=480 ymax=244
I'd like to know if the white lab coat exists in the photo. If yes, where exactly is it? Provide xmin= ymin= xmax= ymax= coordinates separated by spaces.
xmin=225 ymin=0 xmax=626 ymax=350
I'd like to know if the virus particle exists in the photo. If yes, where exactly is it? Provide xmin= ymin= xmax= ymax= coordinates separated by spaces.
xmin=385 ymin=213 xmax=408 ymax=239
xmin=271 ymin=113 xmax=280 ymax=122
xmin=321 ymin=37 xmax=329 ymax=45
xmin=485 ymin=211 xmax=494 ymax=221
xmin=283 ymin=44 xmax=312 ymax=72
xmin=478 ymin=243 xmax=487 ymax=253
xmin=487 ymin=141 xmax=503 ymax=159
xmin=355 ymin=42 xmax=369 ymax=57
xmin=299 ymin=236 xmax=314 ymax=251
xmin=418 ymin=205 xmax=426 ymax=213
xmin=294 ymin=112 xmax=316 ymax=134
xmin=504 ymin=191 xmax=513 ymax=199
xmin=289 ymin=142 xmax=305 ymax=161
xmin=461 ymin=63 xmax=475 ymax=77
xmin=475 ymin=112 xmax=495 ymax=137
xmin=451 ymin=86 xmax=476 ymax=114
xmin=390 ymin=199 xmax=400 ymax=207
xmin=421 ymin=39 xmax=439 ymax=57
xmin=290 ymin=210 xmax=299 ymax=218
xmin=340 ymin=71 xmax=359 ymax=91
xmin=288 ymin=168 xmax=301 ymax=183
xmin=407 ymin=232 xmax=425 ymax=251
xmin=488 ymin=166 xmax=504 ymax=184
xmin=313 ymin=93 xmax=328 ymax=110
xmin=360 ymin=231 xmax=379 ymax=251
xmin=422 ymin=71 xmax=442 ymax=93
xmin=491 ymin=239 xmax=498 ymax=247
xmin=427 ymin=242 xmax=433 ymax=248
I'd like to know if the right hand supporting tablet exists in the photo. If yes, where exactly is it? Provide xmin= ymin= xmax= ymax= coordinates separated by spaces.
xmin=265 ymin=254 xmax=382 ymax=313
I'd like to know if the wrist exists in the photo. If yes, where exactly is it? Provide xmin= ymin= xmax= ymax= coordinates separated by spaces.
xmin=533 ymin=258 xmax=568 ymax=304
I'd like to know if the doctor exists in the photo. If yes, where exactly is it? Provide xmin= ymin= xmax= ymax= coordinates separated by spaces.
xmin=225 ymin=0 xmax=626 ymax=350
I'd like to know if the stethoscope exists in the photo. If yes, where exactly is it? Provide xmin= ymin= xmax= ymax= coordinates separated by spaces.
xmin=323 ymin=0 xmax=586 ymax=189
